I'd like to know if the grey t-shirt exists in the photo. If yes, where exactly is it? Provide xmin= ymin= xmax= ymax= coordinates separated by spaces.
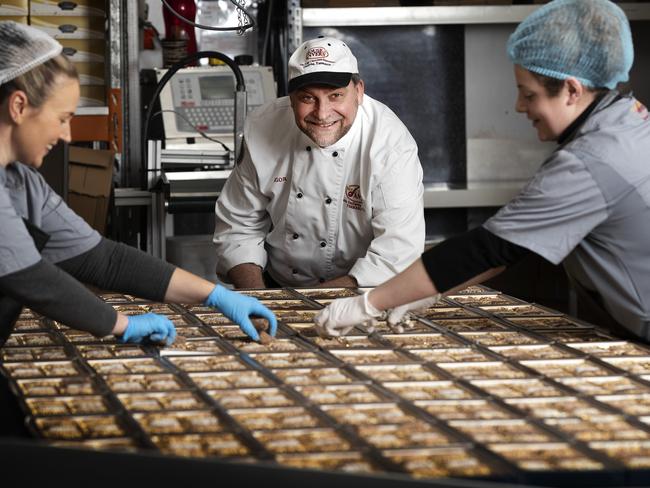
xmin=485 ymin=92 xmax=650 ymax=338
xmin=0 ymin=162 xmax=100 ymax=277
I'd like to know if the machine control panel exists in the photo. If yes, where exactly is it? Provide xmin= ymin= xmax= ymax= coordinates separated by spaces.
xmin=157 ymin=65 xmax=275 ymax=140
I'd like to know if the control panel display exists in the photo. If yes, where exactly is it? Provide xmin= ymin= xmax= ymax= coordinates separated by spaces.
xmin=158 ymin=66 xmax=276 ymax=139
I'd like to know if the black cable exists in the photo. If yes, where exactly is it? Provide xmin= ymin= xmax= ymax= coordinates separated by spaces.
xmin=261 ymin=0 xmax=274 ymax=65
xmin=160 ymin=0 xmax=255 ymax=32
xmin=263 ymin=0 xmax=287 ymax=96
xmin=142 ymin=50 xmax=245 ymax=188
xmin=278 ymin=22 xmax=288 ymax=96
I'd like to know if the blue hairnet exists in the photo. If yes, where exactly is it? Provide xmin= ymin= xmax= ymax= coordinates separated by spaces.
xmin=507 ymin=0 xmax=634 ymax=89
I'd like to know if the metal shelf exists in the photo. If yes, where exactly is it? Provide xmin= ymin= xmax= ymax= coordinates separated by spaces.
xmin=301 ymin=3 xmax=650 ymax=26
xmin=423 ymin=182 xmax=525 ymax=209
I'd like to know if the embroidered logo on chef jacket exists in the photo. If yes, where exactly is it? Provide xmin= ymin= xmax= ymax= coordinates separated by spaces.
xmin=343 ymin=184 xmax=363 ymax=210
xmin=273 ymin=176 xmax=287 ymax=183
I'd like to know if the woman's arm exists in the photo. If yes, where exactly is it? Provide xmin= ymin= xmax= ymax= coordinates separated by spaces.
xmin=0 ymin=258 xmax=121 ymax=337
xmin=163 ymin=267 xmax=215 ymax=303
xmin=58 ymin=238 xmax=176 ymax=302
xmin=314 ymin=227 xmax=531 ymax=336
xmin=369 ymin=259 xmax=505 ymax=310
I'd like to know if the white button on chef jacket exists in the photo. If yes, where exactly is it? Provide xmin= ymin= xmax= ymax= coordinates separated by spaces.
xmin=213 ymin=94 xmax=425 ymax=287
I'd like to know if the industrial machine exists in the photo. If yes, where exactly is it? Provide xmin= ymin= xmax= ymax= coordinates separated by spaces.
xmin=158 ymin=65 xmax=275 ymax=148
xmin=144 ymin=58 xmax=276 ymax=268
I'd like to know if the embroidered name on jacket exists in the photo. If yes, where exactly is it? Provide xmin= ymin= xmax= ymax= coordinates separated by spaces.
xmin=343 ymin=184 xmax=364 ymax=210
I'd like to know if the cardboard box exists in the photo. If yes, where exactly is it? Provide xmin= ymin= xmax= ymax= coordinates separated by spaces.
xmin=0 ymin=0 xmax=28 ymax=15
xmin=78 ymin=85 xmax=106 ymax=107
xmin=30 ymin=15 xmax=105 ymax=39
xmin=74 ymin=61 xmax=105 ymax=85
xmin=30 ymin=0 xmax=105 ymax=16
xmin=67 ymin=146 xmax=113 ymax=234
xmin=0 ymin=15 xmax=27 ymax=23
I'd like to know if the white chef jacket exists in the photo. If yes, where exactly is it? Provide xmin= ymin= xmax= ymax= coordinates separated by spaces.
xmin=213 ymin=94 xmax=425 ymax=287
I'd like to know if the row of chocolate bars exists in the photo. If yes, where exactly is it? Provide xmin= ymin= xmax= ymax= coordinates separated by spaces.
xmin=2 ymin=285 xmax=650 ymax=484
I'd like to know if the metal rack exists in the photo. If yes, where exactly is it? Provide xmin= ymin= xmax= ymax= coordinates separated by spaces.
xmin=299 ymin=3 xmax=650 ymax=30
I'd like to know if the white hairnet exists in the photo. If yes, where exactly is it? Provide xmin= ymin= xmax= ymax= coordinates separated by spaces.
xmin=0 ymin=21 xmax=62 ymax=86
xmin=507 ymin=0 xmax=634 ymax=89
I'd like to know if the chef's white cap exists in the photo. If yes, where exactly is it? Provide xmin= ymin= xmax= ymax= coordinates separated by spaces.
xmin=288 ymin=37 xmax=359 ymax=93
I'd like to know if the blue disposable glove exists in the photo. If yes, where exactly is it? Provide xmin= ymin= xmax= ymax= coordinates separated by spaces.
xmin=205 ymin=285 xmax=277 ymax=341
xmin=122 ymin=313 xmax=177 ymax=346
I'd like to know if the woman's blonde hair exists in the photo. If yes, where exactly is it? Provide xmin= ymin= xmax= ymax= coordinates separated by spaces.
xmin=0 ymin=53 xmax=78 ymax=108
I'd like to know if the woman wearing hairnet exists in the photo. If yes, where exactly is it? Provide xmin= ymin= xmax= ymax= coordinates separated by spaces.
xmin=0 ymin=21 xmax=277 ymax=348
xmin=316 ymin=0 xmax=650 ymax=341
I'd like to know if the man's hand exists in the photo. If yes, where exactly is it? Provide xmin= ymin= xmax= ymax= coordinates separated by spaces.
xmin=314 ymin=292 xmax=383 ymax=337
xmin=120 ymin=313 xmax=177 ymax=346
xmin=205 ymin=285 xmax=277 ymax=341
xmin=386 ymin=294 xmax=442 ymax=333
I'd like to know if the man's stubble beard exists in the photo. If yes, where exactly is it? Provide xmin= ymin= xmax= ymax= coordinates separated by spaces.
xmin=301 ymin=121 xmax=353 ymax=148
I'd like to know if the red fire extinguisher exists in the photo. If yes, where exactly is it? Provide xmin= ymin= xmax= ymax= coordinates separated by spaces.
xmin=162 ymin=0 xmax=198 ymax=55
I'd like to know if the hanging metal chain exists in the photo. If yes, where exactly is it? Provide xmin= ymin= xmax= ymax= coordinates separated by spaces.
xmin=236 ymin=0 xmax=247 ymax=36
xmin=160 ymin=0 xmax=255 ymax=33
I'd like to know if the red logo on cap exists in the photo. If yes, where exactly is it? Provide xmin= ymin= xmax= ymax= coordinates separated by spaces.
xmin=306 ymin=47 xmax=329 ymax=60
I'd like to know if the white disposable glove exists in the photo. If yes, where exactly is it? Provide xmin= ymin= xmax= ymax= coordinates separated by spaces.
xmin=314 ymin=291 xmax=384 ymax=337
xmin=386 ymin=294 xmax=442 ymax=333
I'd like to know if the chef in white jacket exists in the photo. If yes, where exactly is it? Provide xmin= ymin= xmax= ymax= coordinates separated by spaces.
xmin=213 ymin=37 xmax=425 ymax=288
